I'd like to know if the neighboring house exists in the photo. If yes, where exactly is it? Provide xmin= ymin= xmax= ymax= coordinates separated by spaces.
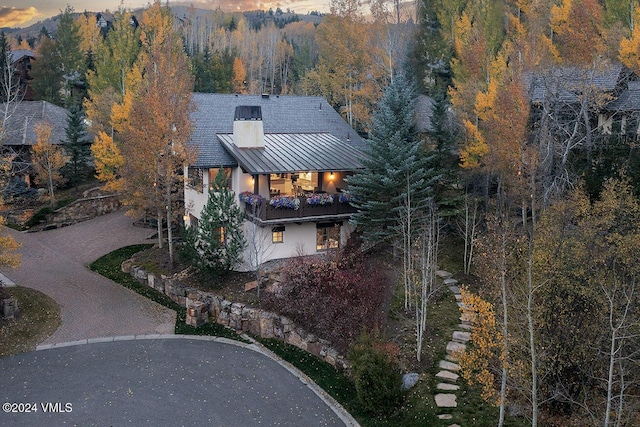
xmin=1 ymin=100 xmax=70 ymax=186
xmin=9 ymin=49 xmax=36 ymax=101
xmin=184 ymin=93 xmax=366 ymax=269
xmin=525 ymin=62 xmax=640 ymax=140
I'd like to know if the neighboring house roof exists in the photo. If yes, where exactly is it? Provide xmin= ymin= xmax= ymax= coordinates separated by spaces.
xmin=415 ymin=95 xmax=434 ymax=133
xmin=189 ymin=93 xmax=367 ymax=168
xmin=524 ymin=62 xmax=624 ymax=104
xmin=9 ymin=49 xmax=36 ymax=64
xmin=603 ymin=81 xmax=640 ymax=112
xmin=218 ymin=133 xmax=363 ymax=174
xmin=1 ymin=101 xmax=68 ymax=146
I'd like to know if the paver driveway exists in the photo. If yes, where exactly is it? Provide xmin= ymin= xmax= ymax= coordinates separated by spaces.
xmin=1 ymin=211 xmax=175 ymax=345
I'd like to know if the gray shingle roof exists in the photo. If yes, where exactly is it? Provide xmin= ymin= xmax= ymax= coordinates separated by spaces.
xmin=217 ymin=133 xmax=363 ymax=174
xmin=604 ymin=81 xmax=640 ymax=112
xmin=1 ymin=101 xmax=69 ymax=146
xmin=524 ymin=63 xmax=624 ymax=104
xmin=189 ymin=93 xmax=366 ymax=168
xmin=9 ymin=49 xmax=36 ymax=64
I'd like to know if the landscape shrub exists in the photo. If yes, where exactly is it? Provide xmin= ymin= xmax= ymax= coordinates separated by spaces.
xmin=262 ymin=238 xmax=387 ymax=352
xmin=348 ymin=332 xmax=403 ymax=414
xmin=24 ymin=206 xmax=53 ymax=228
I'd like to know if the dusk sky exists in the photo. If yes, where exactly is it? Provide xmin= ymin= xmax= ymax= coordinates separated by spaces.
xmin=0 ymin=0 xmax=332 ymax=28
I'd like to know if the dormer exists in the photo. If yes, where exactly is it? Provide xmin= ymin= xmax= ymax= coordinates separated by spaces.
xmin=233 ymin=105 xmax=264 ymax=149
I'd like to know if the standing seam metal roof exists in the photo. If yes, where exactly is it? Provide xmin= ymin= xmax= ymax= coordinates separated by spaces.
xmin=217 ymin=133 xmax=363 ymax=174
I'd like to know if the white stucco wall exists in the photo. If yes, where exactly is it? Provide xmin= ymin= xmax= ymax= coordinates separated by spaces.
xmin=184 ymin=166 xmax=356 ymax=271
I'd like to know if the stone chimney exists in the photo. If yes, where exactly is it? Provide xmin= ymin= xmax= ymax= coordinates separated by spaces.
xmin=233 ymin=105 xmax=264 ymax=148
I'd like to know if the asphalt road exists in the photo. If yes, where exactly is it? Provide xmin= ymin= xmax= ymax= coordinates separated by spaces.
xmin=0 ymin=337 xmax=348 ymax=426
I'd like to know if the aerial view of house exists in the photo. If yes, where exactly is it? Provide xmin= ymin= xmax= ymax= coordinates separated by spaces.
xmin=184 ymin=93 xmax=367 ymax=267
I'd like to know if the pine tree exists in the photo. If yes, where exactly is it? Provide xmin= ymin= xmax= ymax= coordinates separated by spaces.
xmin=347 ymin=72 xmax=438 ymax=244
xmin=61 ymin=105 xmax=89 ymax=186
xmin=184 ymin=169 xmax=246 ymax=279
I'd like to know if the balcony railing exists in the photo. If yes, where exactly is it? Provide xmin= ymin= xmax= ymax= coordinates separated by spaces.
xmin=243 ymin=195 xmax=357 ymax=222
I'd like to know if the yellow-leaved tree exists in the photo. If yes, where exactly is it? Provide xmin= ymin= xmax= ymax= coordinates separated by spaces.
xmin=455 ymin=286 xmax=505 ymax=405
xmin=619 ymin=5 xmax=640 ymax=74
xmin=115 ymin=1 xmax=195 ymax=267
xmin=32 ymin=121 xmax=69 ymax=208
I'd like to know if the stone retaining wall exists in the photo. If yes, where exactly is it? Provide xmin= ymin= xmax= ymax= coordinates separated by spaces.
xmin=48 ymin=194 xmax=122 ymax=227
xmin=121 ymin=260 xmax=350 ymax=371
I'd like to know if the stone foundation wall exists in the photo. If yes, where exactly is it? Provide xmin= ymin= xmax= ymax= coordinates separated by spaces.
xmin=121 ymin=260 xmax=350 ymax=371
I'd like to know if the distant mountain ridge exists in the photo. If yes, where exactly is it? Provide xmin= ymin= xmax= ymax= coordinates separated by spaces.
xmin=1 ymin=6 xmax=323 ymax=42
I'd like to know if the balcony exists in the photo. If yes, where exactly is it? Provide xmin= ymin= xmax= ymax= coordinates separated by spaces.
xmin=243 ymin=194 xmax=357 ymax=223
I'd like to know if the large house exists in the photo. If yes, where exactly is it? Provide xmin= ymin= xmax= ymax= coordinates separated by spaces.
xmin=184 ymin=93 xmax=367 ymax=269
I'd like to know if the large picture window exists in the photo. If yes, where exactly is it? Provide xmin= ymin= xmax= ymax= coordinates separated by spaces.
xmin=316 ymin=223 xmax=340 ymax=251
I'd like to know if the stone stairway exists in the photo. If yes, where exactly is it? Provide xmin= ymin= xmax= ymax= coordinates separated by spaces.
xmin=433 ymin=270 xmax=471 ymax=426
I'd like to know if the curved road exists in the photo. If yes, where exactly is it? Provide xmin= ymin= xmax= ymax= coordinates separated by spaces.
xmin=2 ymin=211 xmax=175 ymax=344
xmin=0 ymin=337 xmax=347 ymax=426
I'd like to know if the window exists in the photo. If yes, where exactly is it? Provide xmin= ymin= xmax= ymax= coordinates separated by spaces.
xmin=218 ymin=226 xmax=226 ymax=244
xmin=316 ymin=223 xmax=340 ymax=251
xmin=209 ymin=168 xmax=232 ymax=190
xmin=187 ymin=168 xmax=203 ymax=192
xmin=272 ymin=226 xmax=285 ymax=243
xmin=188 ymin=214 xmax=199 ymax=232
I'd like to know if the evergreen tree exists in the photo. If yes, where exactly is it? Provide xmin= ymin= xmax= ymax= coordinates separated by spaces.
xmin=55 ymin=6 xmax=85 ymax=107
xmin=61 ymin=105 xmax=89 ymax=186
xmin=30 ymin=35 xmax=62 ymax=105
xmin=347 ymin=72 xmax=438 ymax=244
xmin=183 ymin=169 xmax=245 ymax=279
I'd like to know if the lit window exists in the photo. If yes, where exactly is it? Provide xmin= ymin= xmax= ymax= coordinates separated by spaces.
xmin=208 ymin=168 xmax=232 ymax=190
xmin=218 ymin=226 xmax=226 ymax=244
xmin=272 ymin=226 xmax=284 ymax=243
xmin=187 ymin=168 xmax=203 ymax=192
xmin=316 ymin=223 xmax=340 ymax=251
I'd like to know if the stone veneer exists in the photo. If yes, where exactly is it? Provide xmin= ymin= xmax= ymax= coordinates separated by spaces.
xmin=46 ymin=194 xmax=122 ymax=228
xmin=121 ymin=260 xmax=350 ymax=371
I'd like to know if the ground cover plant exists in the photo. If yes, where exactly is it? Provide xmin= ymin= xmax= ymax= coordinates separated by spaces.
xmin=0 ymin=286 xmax=61 ymax=357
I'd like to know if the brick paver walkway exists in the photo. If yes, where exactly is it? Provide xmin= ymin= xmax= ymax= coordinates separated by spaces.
xmin=1 ymin=211 xmax=175 ymax=345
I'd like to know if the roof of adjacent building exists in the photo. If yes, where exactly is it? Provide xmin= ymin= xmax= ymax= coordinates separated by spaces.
xmin=524 ymin=62 xmax=624 ymax=104
xmin=603 ymin=80 xmax=640 ymax=112
xmin=1 ymin=101 xmax=69 ymax=146
xmin=189 ymin=93 xmax=367 ymax=168
xmin=218 ymin=133 xmax=364 ymax=174
xmin=9 ymin=49 xmax=36 ymax=64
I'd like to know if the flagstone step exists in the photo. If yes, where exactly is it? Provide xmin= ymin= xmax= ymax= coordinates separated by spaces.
xmin=435 ymin=393 xmax=457 ymax=408
xmin=444 ymin=278 xmax=459 ymax=286
xmin=449 ymin=284 xmax=461 ymax=294
xmin=439 ymin=360 xmax=461 ymax=371
xmin=446 ymin=341 xmax=466 ymax=356
xmin=437 ymin=382 xmax=460 ymax=391
xmin=438 ymin=414 xmax=453 ymax=420
xmin=436 ymin=370 xmax=459 ymax=382
xmin=458 ymin=323 xmax=472 ymax=330
xmin=452 ymin=331 xmax=471 ymax=343
xmin=436 ymin=270 xmax=452 ymax=279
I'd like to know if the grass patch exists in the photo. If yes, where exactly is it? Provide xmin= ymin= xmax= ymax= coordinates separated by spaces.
xmin=88 ymin=244 xmax=245 ymax=342
xmin=0 ymin=286 xmax=61 ymax=357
